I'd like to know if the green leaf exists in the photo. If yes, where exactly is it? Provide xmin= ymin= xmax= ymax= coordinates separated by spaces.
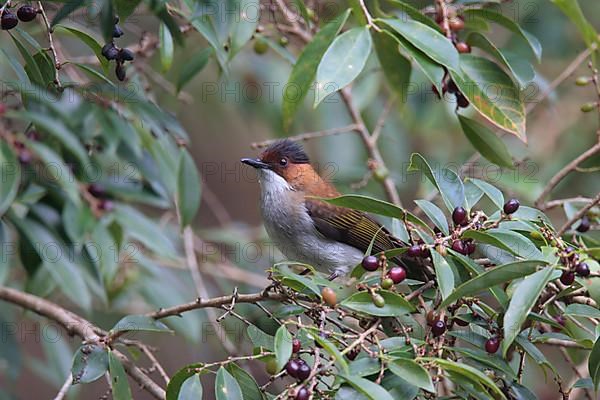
xmin=229 ymin=0 xmax=260 ymax=55
xmin=373 ymin=31 xmax=411 ymax=102
xmin=503 ymin=266 xmax=556 ymax=356
xmin=379 ymin=18 xmax=459 ymax=71
xmin=550 ymin=0 xmax=598 ymax=48
xmin=159 ymin=23 xmax=174 ymax=72
xmin=462 ymin=229 xmax=542 ymax=259
xmin=273 ymin=263 xmax=321 ymax=295
xmin=469 ymin=178 xmax=505 ymax=210
xmin=564 ymin=304 xmax=600 ymax=319
xmin=188 ymin=15 xmax=228 ymax=73
xmin=424 ymin=358 xmax=506 ymax=399
xmin=311 ymin=331 xmax=349 ymax=374
xmin=115 ymin=0 xmax=142 ymax=20
xmin=9 ymin=32 xmax=44 ymax=85
xmin=71 ymin=344 xmax=108 ymax=384
xmin=340 ymin=374 xmax=395 ymax=400
xmin=414 ymin=200 xmax=449 ymax=235
xmin=54 ymin=25 xmax=109 ymax=72
xmin=384 ymin=0 xmax=442 ymax=32
xmin=388 ymin=359 xmax=434 ymax=392
xmin=282 ymin=9 xmax=351 ymax=129
xmin=458 ymin=115 xmax=513 ymax=168
xmin=450 ymin=55 xmax=526 ymax=141
xmin=274 ymin=325 xmax=293 ymax=371
xmin=52 ymin=0 xmax=86 ymax=27
xmin=1 ymin=48 xmax=29 ymax=83
xmin=110 ymin=315 xmax=172 ymax=334
xmin=514 ymin=334 xmax=555 ymax=374
xmin=589 ymin=337 xmax=600 ymax=390
xmin=432 ymin=250 xmax=454 ymax=300
xmin=166 ymin=363 xmax=205 ymax=400
xmin=215 ymin=367 xmax=243 ymax=400
xmin=314 ymin=26 xmax=372 ymax=106
xmin=224 ymin=363 xmax=265 ymax=400
xmin=108 ymin=351 xmax=132 ymax=400
xmin=177 ymin=149 xmax=202 ymax=227
xmin=176 ymin=47 xmax=212 ymax=92
xmin=246 ymin=325 xmax=275 ymax=351
xmin=464 ymin=180 xmax=484 ymax=210
xmin=69 ymin=62 xmax=116 ymax=87
xmin=341 ymin=290 xmax=415 ymax=316
xmin=466 ymin=32 xmax=535 ymax=88
xmin=451 ymin=347 xmax=515 ymax=378
xmin=178 ymin=374 xmax=203 ymax=400
xmin=463 ymin=9 xmax=542 ymax=62
xmin=440 ymin=260 xmax=545 ymax=308
xmin=0 ymin=141 xmax=20 ymax=216
xmin=407 ymin=153 xmax=465 ymax=213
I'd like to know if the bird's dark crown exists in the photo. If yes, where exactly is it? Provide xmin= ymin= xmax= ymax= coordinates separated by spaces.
xmin=260 ymin=140 xmax=310 ymax=164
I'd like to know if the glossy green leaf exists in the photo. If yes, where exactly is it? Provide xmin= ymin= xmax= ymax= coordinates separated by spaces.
xmin=247 ymin=325 xmax=275 ymax=351
xmin=341 ymin=290 xmax=415 ymax=316
xmin=451 ymin=55 xmax=526 ymax=141
xmin=224 ymin=363 xmax=265 ymax=400
xmin=408 ymin=153 xmax=466 ymax=213
xmin=215 ymin=367 xmax=243 ymax=400
xmin=550 ymin=0 xmax=598 ymax=48
xmin=54 ymin=25 xmax=109 ymax=72
xmin=159 ymin=23 xmax=174 ymax=72
xmin=514 ymin=334 xmax=555 ymax=374
xmin=177 ymin=149 xmax=202 ymax=227
xmin=115 ymin=0 xmax=142 ymax=20
xmin=458 ymin=115 xmax=514 ymax=168
xmin=388 ymin=359 xmax=434 ymax=392
xmin=0 ymin=141 xmax=20 ymax=216
xmin=464 ymin=180 xmax=484 ymax=210
xmin=466 ymin=32 xmax=534 ymax=88
xmin=70 ymin=62 xmax=116 ymax=87
xmin=1 ymin=48 xmax=29 ymax=83
xmin=432 ymin=250 xmax=454 ymax=300
xmin=71 ymin=344 xmax=108 ymax=384
xmin=9 ymin=33 xmax=44 ymax=86
xmin=451 ymin=347 xmax=515 ymax=378
xmin=384 ymin=0 xmax=442 ymax=32
xmin=178 ymin=374 xmax=203 ymax=400
xmin=340 ymin=374 xmax=395 ymax=400
xmin=414 ymin=199 xmax=449 ymax=235
xmin=229 ymin=0 xmax=260 ymax=55
xmin=176 ymin=47 xmax=212 ymax=92
xmin=503 ymin=266 xmax=556 ymax=356
xmin=165 ymin=363 xmax=205 ymax=400
xmin=469 ymin=178 xmax=505 ymax=210
xmin=462 ymin=229 xmax=543 ymax=259
xmin=108 ymin=351 xmax=132 ymax=400
xmin=564 ymin=304 xmax=600 ymax=319
xmin=110 ymin=315 xmax=172 ymax=334
xmin=463 ymin=9 xmax=541 ymax=62
xmin=292 ymin=0 xmax=312 ymax=26
xmin=314 ymin=26 xmax=372 ymax=106
xmin=379 ymin=18 xmax=459 ymax=71
xmin=189 ymin=15 xmax=228 ymax=73
xmin=589 ymin=337 xmax=600 ymax=390
xmin=373 ymin=31 xmax=411 ymax=102
xmin=283 ymin=9 xmax=350 ymax=129
xmin=274 ymin=325 xmax=293 ymax=371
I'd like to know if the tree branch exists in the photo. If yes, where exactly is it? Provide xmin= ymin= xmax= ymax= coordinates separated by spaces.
xmin=556 ymin=191 xmax=600 ymax=236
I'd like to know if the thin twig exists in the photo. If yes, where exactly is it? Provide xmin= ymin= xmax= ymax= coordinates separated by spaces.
xmin=557 ymin=192 xmax=600 ymax=235
xmin=251 ymin=124 xmax=361 ymax=149
xmin=53 ymin=373 xmax=73 ymax=400
xmin=370 ymin=97 xmax=396 ymax=143
xmin=37 ymin=2 xmax=62 ymax=89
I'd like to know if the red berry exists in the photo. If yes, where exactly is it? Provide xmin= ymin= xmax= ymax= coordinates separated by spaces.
xmin=407 ymin=245 xmax=422 ymax=258
xmin=292 ymin=338 xmax=301 ymax=353
xmin=452 ymin=206 xmax=468 ymax=225
xmin=451 ymin=240 xmax=467 ymax=255
xmin=296 ymin=387 xmax=310 ymax=400
xmin=455 ymin=42 xmax=471 ymax=53
xmin=361 ymin=255 xmax=379 ymax=271
xmin=576 ymin=216 xmax=590 ymax=233
xmin=576 ymin=263 xmax=590 ymax=277
xmin=285 ymin=359 xmax=300 ymax=378
xmin=503 ymin=199 xmax=520 ymax=214
xmin=17 ymin=5 xmax=37 ymax=22
xmin=296 ymin=360 xmax=310 ymax=381
xmin=1 ymin=11 xmax=18 ymax=30
xmin=560 ymin=270 xmax=575 ymax=285
xmin=431 ymin=320 xmax=446 ymax=337
xmin=388 ymin=266 xmax=407 ymax=284
xmin=485 ymin=337 xmax=501 ymax=354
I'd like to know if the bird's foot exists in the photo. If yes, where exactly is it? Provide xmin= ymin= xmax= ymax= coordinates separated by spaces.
xmin=327 ymin=271 xmax=339 ymax=281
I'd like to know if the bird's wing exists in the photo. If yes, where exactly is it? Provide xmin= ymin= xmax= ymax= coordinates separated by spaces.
xmin=305 ymin=198 xmax=403 ymax=255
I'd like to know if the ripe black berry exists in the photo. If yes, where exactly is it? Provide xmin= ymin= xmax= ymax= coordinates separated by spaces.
xmin=451 ymin=240 xmax=467 ymax=255
xmin=431 ymin=320 xmax=446 ymax=337
xmin=361 ymin=255 xmax=379 ymax=271
xmin=285 ymin=359 xmax=300 ymax=378
xmin=576 ymin=216 xmax=590 ymax=233
xmin=115 ymin=63 xmax=126 ymax=81
xmin=346 ymin=348 xmax=360 ymax=361
xmin=452 ymin=206 xmax=468 ymax=226
xmin=465 ymin=239 xmax=476 ymax=255
xmin=559 ymin=270 xmax=575 ymax=285
xmin=292 ymin=338 xmax=301 ymax=353
xmin=485 ymin=337 xmax=500 ymax=354
xmin=119 ymin=48 xmax=135 ymax=61
xmin=388 ymin=266 xmax=406 ymax=284
xmin=296 ymin=361 xmax=310 ymax=381
xmin=503 ymin=199 xmax=520 ymax=214
xmin=456 ymin=93 xmax=469 ymax=108
xmin=101 ymin=43 xmax=119 ymax=60
xmin=112 ymin=25 xmax=124 ymax=38
xmin=454 ymin=316 xmax=469 ymax=327
xmin=1 ymin=11 xmax=18 ymax=30
xmin=576 ymin=262 xmax=590 ymax=277
xmin=407 ymin=245 xmax=422 ymax=258
xmin=17 ymin=5 xmax=37 ymax=22
xmin=296 ymin=387 xmax=310 ymax=400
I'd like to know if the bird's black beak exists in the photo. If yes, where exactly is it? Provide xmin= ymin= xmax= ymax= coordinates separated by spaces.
xmin=241 ymin=158 xmax=270 ymax=169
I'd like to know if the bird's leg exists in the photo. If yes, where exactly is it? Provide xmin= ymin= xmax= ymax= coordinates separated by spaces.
xmin=299 ymin=268 xmax=311 ymax=276
xmin=327 ymin=271 xmax=340 ymax=281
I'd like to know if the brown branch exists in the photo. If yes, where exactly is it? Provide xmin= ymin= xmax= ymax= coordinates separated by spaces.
xmin=557 ymin=191 xmax=600 ymax=235
xmin=543 ymin=196 xmax=594 ymax=210
xmin=38 ymin=2 xmax=62 ymax=89
xmin=251 ymin=124 xmax=361 ymax=149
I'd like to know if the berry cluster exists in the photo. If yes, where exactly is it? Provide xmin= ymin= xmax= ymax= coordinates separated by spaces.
xmin=100 ymin=17 xmax=134 ymax=81
xmin=1 ymin=5 xmax=37 ymax=30
xmin=361 ymin=255 xmax=407 ymax=307
xmin=558 ymin=246 xmax=590 ymax=285
xmin=435 ymin=9 xmax=470 ymax=54
xmin=87 ymin=183 xmax=114 ymax=213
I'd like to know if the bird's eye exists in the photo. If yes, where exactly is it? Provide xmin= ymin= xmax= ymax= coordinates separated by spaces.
xmin=279 ymin=158 xmax=288 ymax=166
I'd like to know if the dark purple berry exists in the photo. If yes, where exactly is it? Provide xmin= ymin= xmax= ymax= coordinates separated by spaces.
xmin=292 ymin=338 xmax=301 ymax=353
xmin=452 ymin=206 xmax=468 ymax=226
xmin=576 ymin=216 xmax=590 ymax=233
xmin=17 ymin=5 xmax=37 ymax=22
xmin=560 ymin=270 xmax=575 ymax=286
xmin=296 ymin=361 xmax=310 ymax=381
xmin=115 ymin=63 xmax=126 ymax=81
xmin=431 ymin=320 xmax=446 ymax=337
xmin=1 ymin=11 xmax=18 ymax=30
xmin=465 ymin=240 xmax=476 ymax=255
xmin=456 ymin=93 xmax=469 ymax=108
xmin=285 ymin=359 xmax=300 ymax=378
xmin=101 ymin=42 xmax=119 ymax=60
xmin=119 ymin=48 xmax=135 ymax=61
xmin=346 ymin=347 xmax=360 ymax=361
xmin=485 ymin=337 xmax=501 ymax=354
xmin=576 ymin=263 xmax=590 ymax=277
xmin=296 ymin=387 xmax=310 ymax=400
xmin=454 ymin=316 xmax=469 ymax=327
xmin=447 ymin=80 xmax=458 ymax=94
xmin=451 ymin=240 xmax=467 ymax=255
xmin=388 ymin=266 xmax=407 ymax=284
xmin=112 ymin=25 xmax=124 ymax=38
xmin=503 ymin=199 xmax=520 ymax=214
xmin=361 ymin=255 xmax=379 ymax=271
xmin=407 ymin=245 xmax=422 ymax=258
xmin=88 ymin=183 xmax=106 ymax=198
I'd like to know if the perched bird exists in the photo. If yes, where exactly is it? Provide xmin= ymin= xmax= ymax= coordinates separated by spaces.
xmin=241 ymin=140 xmax=414 ymax=278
